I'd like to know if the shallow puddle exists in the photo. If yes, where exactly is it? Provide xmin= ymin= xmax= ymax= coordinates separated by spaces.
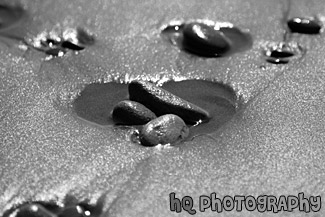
xmin=73 ymin=79 xmax=238 ymax=140
xmin=74 ymin=82 xmax=129 ymax=126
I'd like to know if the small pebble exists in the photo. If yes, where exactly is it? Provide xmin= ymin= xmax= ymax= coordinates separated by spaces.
xmin=58 ymin=206 xmax=84 ymax=217
xmin=128 ymin=80 xmax=210 ymax=125
xmin=267 ymin=49 xmax=294 ymax=58
xmin=264 ymin=42 xmax=303 ymax=65
xmin=182 ymin=22 xmax=231 ymax=57
xmin=287 ymin=17 xmax=322 ymax=34
xmin=265 ymin=48 xmax=294 ymax=64
xmin=139 ymin=114 xmax=189 ymax=146
xmin=111 ymin=100 xmax=156 ymax=125
xmin=15 ymin=204 xmax=57 ymax=217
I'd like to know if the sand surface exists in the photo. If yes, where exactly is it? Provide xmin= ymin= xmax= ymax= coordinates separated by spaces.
xmin=0 ymin=0 xmax=325 ymax=216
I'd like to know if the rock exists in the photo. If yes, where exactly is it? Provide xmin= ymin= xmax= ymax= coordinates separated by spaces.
xmin=61 ymin=41 xmax=85 ymax=51
xmin=111 ymin=100 xmax=156 ymax=125
xmin=182 ymin=22 xmax=231 ymax=57
xmin=128 ymin=80 xmax=210 ymax=125
xmin=287 ymin=17 xmax=322 ymax=34
xmin=15 ymin=204 xmax=57 ymax=217
xmin=139 ymin=114 xmax=189 ymax=146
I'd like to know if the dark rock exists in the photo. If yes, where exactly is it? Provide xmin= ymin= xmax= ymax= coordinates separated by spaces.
xmin=128 ymin=80 xmax=210 ymax=125
xmin=267 ymin=49 xmax=294 ymax=58
xmin=111 ymin=100 xmax=156 ymax=125
xmin=61 ymin=41 xmax=85 ymax=51
xmin=287 ymin=17 xmax=322 ymax=34
xmin=139 ymin=114 xmax=189 ymax=146
xmin=182 ymin=22 xmax=231 ymax=57
xmin=15 ymin=204 xmax=57 ymax=217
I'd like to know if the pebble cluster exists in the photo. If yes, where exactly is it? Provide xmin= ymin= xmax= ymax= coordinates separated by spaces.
xmin=7 ymin=202 xmax=97 ymax=217
xmin=25 ymin=28 xmax=95 ymax=57
xmin=264 ymin=16 xmax=322 ymax=64
xmin=111 ymin=80 xmax=210 ymax=146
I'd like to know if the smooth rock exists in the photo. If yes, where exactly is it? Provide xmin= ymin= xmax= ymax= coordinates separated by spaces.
xmin=111 ymin=100 xmax=156 ymax=125
xmin=182 ymin=22 xmax=231 ymax=57
xmin=15 ymin=204 xmax=57 ymax=217
xmin=287 ymin=17 xmax=322 ymax=34
xmin=129 ymin=80 xmax=210 ymax=125
xmin=139 ymin=114 xmax=189 ymax=146
xmin=267 ymin=49 xmax=294 ymax=58
xmin=61 ymin=41 xmax=85 ymax=51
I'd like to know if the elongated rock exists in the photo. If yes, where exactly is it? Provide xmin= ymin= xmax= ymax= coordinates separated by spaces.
xmin=112 ymin=100 xmax=156 ymax=125
xmin=16 ymin=204 xmax=57 ymax=217
xmin=128 ymin=80 xmax=210 ymax=125
xmin=287 ymin=17 xmax=322 ymax=34
xmin=61 ymin=41 xmax=85 ymax=51
xmin=139 ymin=114 xmax=189 ymax=146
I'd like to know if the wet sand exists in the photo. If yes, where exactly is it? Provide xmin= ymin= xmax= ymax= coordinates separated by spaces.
xmin=1 ymin=0 xmax=325 ymax=216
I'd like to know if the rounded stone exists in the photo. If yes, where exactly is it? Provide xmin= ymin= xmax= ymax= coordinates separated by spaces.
xmin=128 ymin=80 xmax=210 ymax=125
xmin=15 ymin=204 xmax=57 ymax=217
xmin=182 ymin=22 xmax=231 ymax=57
xmin=139 ymin=114 xmax=189 ymax=146
xmin=112 ymin=100 xmax=157 ymax=125
xmin=287 ymin=17 xmax=322 ymax=34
